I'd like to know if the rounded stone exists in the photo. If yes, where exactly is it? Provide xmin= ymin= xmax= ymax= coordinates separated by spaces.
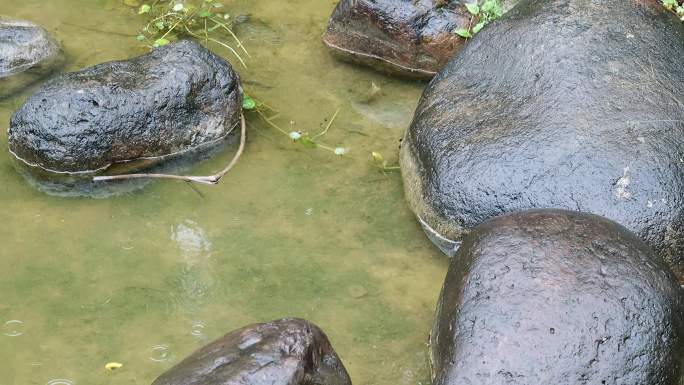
xmin=430 ymin=209 xmax=684 ymax=385
xmin=0 ymin=17 xmax=64 ymax=100
xmin=400 ymin=0 xmax=684 ymax=281
xmin=8 ymin=39 xmax=242 ymax=175
xmin=323 ymin=0 xmax=472 ymax=79
xmin=0 ymin=17 xmax=61 ymax=78
xmin=151 ymin=318 xmax=352 ymax=385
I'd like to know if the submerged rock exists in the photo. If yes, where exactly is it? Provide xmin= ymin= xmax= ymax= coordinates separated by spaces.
xmin=0 ymin=17 xmax=64 ymax=99
xmin=151 ymin=318 xmax=352 ymax=385
xmin=8 ymin=39 xmax=242 ymax=177
xmin=323 ymin=0 xmax=473 ymax=79
xmin=400 ymin=0 xmax=684 ymax=281
xmin=0 ymin=17 xmax=61 ymax=77
xmin=431 ymin=209 xmax=684 ymax=385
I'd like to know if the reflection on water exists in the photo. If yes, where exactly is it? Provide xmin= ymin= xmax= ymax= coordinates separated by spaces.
xmin=0 ymin=0 xmax=446 ymax=384
xmin=172 ymin=220 xmax=212 ymax=263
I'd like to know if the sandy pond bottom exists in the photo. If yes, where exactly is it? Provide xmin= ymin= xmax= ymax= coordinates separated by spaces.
xmin=0 ymin=0 xmax=447 ymax=384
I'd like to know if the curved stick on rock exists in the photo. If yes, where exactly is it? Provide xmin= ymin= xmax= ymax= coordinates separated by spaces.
xmin=93 ymin=113 xmax=247 ymax=185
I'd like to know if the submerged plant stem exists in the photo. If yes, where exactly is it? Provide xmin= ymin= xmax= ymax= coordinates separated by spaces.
xmin=92 ymin=114 xmax=247 ymax=185
xmin=313 ymin=108 xmax=340 ymax=140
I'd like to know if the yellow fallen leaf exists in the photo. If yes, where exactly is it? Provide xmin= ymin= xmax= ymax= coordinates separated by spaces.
xmin=105 ymin=362 xmax=123 ymax=371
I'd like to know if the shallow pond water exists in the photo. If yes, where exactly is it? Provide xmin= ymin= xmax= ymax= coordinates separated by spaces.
xmin=0 ymin=0 xmax=446 ymax=384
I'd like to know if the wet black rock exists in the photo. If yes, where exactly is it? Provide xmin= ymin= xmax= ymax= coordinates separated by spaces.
xmin=151 ymin=318 xmax=352 ymax=385
xmin=400 ymin=0 xmax=684 ymax=282
xmin=431 ymin=209 xmax=684 ymax=385
xmin=8 ymin=39 xmax=242 ymax=175
xmin=323 ymin=0 xmax=473 ymax=79
xmin=0 ymin=17 xmax=64 ymax=99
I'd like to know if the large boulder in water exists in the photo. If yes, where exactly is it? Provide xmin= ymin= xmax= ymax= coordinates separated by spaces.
xmin=0 ymin=17 xmax=64 ymax=99
xmin=400 ymin=0 xmax=684 ymax=282
xmin=151 ymin=318 xmax=352 ymax=385
xmin=8 ymin=39 xmax=242 ymax=175
xmin=323 ymin=0 xmax=474 ymax=79
xmin=431 ymin=209 xmax=684 ymax=385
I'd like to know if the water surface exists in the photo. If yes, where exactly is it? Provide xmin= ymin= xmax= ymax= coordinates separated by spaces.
xmin=0 ymin=1 xmax=446 ymax=384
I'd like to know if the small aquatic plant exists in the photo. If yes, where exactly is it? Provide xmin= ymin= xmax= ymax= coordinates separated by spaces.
xmin=662 ymin=0 xmax=684 ymax=20
xmin=242 ymin=95 xmax=399 ymax=172
xmin=242 ymin=95 xmax=346 ymax=156
xmin=454 ymin=0 xmax=503 ymax=38
xmin=135 ymin=0 xmax=249 ymax=67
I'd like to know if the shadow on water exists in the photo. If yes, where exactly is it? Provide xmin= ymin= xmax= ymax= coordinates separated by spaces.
xmin=10 ymin=131 xmax=239 ymax=198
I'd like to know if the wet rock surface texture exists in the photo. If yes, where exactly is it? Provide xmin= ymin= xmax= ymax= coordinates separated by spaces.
xmin=0 ymin=17 xmax=63 ymax=99
xmin=8 ymin=39 xmax=242 ymax=174
xmin=431 ymin=209 xmax=684 ymax=385
xmin=400 ymin=0 xmax=684 ymax=281
xmin=151 ymin=318 xmax=352 ymax=385
xmin=323 ymin=0 xmax=474 ymax=79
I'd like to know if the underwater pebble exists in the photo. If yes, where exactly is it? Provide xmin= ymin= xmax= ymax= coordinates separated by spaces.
xmin=347 ymin=285 xmax=368 ymax=299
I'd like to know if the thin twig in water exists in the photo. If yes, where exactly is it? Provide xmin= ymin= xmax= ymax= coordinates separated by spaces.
xmin=313 ymin=108 xmax=341 ymax=140
xmin=208 ymin=17 xmax=251 ymax=58
xmin=185 ymin=181 xmax=206 ymax=198
xmin=62 ymin=22 xmax=138 ymax=37
xmin=92 ymin=114 xmax=247 ymax=185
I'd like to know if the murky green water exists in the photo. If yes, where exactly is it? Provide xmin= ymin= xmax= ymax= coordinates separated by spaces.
xmin=0 ymin=0 xmax=446 ymax=384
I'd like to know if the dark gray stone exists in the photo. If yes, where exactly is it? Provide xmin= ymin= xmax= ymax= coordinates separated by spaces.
xmin=323 ymin=0 xmax=519 ymax=79
xmin=431 ymin=209 xmax=684 ymax=385
xmin=400 ymin=0 xmax=684 ymax=282
xmin=8 ymin=39 xmax=242 ymax=174
xmin=0 ymin=17 xmax=61 ymax=77
xmin=323 ymin=0 xmax=472 ymax=79
xmin=151 ymin=318 xmax=352 ymax=385
xmin=0 ymin=17 xmax=64 ymax=99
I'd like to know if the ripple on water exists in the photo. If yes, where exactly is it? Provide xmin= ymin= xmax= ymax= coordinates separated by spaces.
xmin=2 ymin=320 xmax=24 ymax=337
xmin=190 ymin=321 xmax=206 ymax=338
xmin=149 ymin=344 xmax=171 ymax=362
xmin=46 ymin=379 xmax=74 ymax=385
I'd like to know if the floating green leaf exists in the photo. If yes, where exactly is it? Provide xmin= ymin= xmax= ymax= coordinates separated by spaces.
xmin=153 ymin=38 xmax=170 ymax=47
xmin=139 ymin=4 xmax=151 ymax=14
xmin=455 ymin=28 xmax=472 ymax=38
xmin=465 ymin=3 xmax=480 ymax=15
xmin=242 ymin=96 xmax=256 ymax=110
xmin=663 ymin=0 xmax=678 ymax=9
